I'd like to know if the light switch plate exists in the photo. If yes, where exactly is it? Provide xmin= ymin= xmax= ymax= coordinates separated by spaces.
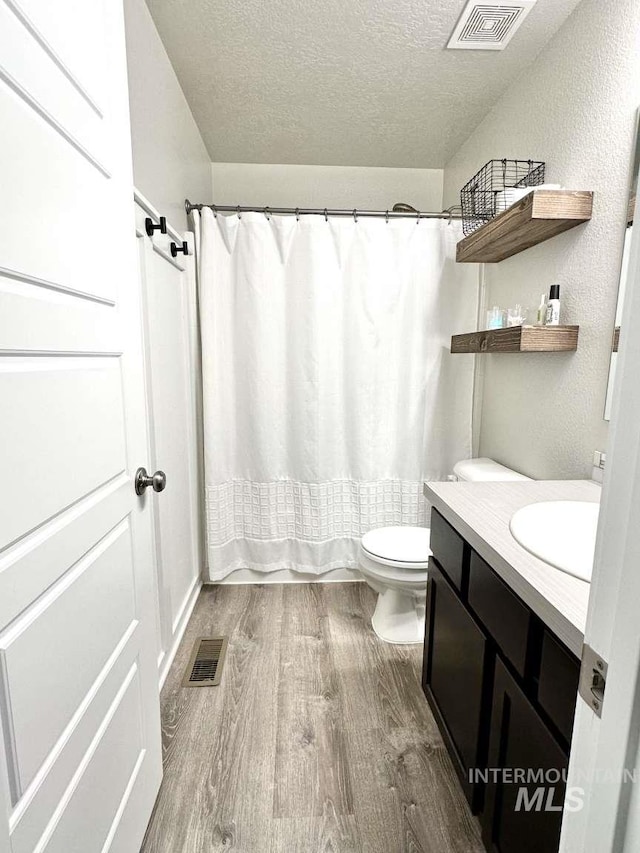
xmin=592 ymin=450 xmax=606 ymax=469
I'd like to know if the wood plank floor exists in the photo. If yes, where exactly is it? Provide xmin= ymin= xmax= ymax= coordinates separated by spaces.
xmin=140 ymin=583 xmax=484 ymax=853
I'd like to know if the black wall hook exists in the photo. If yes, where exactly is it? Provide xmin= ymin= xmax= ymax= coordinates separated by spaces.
xmin=145 ymin=216 xmax=167 ymax=237
xmin=170 ymin=240 xmax=189 ymax=258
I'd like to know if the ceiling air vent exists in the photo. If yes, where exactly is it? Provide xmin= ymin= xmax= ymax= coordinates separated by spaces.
xmin=447 ymin=1 xmax=537 ymax=50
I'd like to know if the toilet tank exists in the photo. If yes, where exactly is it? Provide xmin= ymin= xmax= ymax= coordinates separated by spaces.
xmin=452 ymin=457 xmax=532 ymax=482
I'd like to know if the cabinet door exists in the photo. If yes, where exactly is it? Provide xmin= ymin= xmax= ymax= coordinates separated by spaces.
xmin=468 ymin=550 xmax=532 ymax=679
xmin=483 ymin=658 xmax=568 ymax=853
xmin=422 ymin=558 xmax=489 ymax=811
xmin=537 ymin=629 xmax=580 ymax=747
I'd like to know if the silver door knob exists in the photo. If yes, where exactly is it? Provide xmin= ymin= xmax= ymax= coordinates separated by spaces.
xmin=135 ymin=467 xmax=167 ymax=496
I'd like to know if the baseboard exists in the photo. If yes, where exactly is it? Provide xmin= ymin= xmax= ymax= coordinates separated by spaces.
xmin=212 ymin=567 xmax=364 ymax=585
xmin=158 ymin=575 xmax=202 ymax=690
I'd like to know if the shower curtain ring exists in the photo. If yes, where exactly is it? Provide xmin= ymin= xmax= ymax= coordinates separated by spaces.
xmin=385 ymin=210 xmax=389 ymax=224
xmin=212 ymin=204 xmax=218 ymax=218
xmin=236 ymin=206 xmax=242 ymax=219
xmin=264 ymin=206 xmax=271 ymax=220
xmin=324 ymin=208 xmax=328 ymax=222
xmin=416 ymin=210 xmax=420 ymax=225
xmin=295 ymin=208 xmax=300 ymax=221
xmin=353 ymin=209 xmax=358 ymax=223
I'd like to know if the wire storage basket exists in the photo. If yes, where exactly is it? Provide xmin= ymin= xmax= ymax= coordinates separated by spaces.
xmin=460 ymin=159 xmax=545 ymax=236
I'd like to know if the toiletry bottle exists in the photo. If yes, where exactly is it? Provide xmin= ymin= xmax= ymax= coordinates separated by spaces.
xmin=487 ymin=306 xmax=504 ymax=329
xmin=535 ymin=293 xmax=547 ymax=326
xmin=545 ymin=284 xmax=560 ymax=326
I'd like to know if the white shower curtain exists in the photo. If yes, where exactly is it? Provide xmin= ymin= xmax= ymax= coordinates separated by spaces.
xmin=197 ymin=208 xmax=477 ymax=580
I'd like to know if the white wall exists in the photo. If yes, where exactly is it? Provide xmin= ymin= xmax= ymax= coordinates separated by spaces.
xmin=211 ymin=163 xmax=444 ymax=211
xmin=124 ymin=0 xmax=212 ymax=231
xmin=444 ymin=0 xmax=640 ymax=480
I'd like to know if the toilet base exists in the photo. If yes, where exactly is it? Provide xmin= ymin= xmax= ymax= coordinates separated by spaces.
xmin=371 ymin=587 xmax=426 ymax=645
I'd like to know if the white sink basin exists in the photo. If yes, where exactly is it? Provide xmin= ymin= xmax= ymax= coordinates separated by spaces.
xmin=509 ymin=500 xmax=599 ymax=582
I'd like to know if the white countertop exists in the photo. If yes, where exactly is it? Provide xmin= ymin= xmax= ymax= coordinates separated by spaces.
xmin=423 ymin=479 xmax=601 ymax=657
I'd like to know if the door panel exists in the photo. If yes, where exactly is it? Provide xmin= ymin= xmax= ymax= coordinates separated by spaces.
xmin=8 ymin=621 xmax=141 ymax=853
xmin=0 ymin=359 xmax=126 ymax=549
xmin=0 ymin=477 xmax=127 ymax=629
xmin=0 ymin=0 xmax=162 ymax=850
xmin=7 ymin=0 xmax=108 ymax=108
xmin=2 ymin=521 xmax=136 ymax=792
xmin=39 ymin=666 xmax=144 ymax=853
xmin=0 ymin=2 xmax=108 ymax=169
xmin=0 ymin=89 xmax=113 ymax=301
xmin=0 ymin=284 xmax=118 ymax=354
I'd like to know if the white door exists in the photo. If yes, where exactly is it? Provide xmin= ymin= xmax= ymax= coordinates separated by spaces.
xmin=560 ymin=180 xmax=640 ymax=849
xmin=134 ymin=195 xmax=202 ymax=686
xmin=0 ymin=2 xmax=162 ymax=851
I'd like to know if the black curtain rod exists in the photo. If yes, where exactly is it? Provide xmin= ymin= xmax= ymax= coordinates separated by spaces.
xmin=184 ymin=199 xmax=462 ymax=221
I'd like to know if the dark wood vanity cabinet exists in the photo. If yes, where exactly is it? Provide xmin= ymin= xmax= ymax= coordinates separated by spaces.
xmin=422 ymin=509 xmax=581 ymax=853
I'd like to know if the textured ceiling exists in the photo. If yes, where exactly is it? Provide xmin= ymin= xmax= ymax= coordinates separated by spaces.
xmin=144 ymin=0 xmax=583 ymax=168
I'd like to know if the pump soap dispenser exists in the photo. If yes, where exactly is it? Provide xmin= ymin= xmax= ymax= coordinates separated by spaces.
xmin=545 ymin=284 xmax=561 ymax=326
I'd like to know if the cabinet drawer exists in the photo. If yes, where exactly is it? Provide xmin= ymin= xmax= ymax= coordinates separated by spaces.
xmin=468 ymin=550 xmax=531 ymax=679
xmin=430 ymin=508 xmax=466 ymax=591
xmin=483 ymin=657 xmax=567 ymax=853
xmin=538 ymin=630 xmax=580 ymax=745
xmin=423 ymin=557 xmax=489 ymax=812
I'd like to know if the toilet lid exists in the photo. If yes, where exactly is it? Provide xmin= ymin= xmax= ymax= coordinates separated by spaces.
xmin=362 ymin=526 xmax=431 ymax=564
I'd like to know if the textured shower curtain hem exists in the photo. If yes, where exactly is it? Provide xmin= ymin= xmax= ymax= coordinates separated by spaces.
xmin=206 ymin=534 xmax=368 ymax=579
xmin=206 ymin=557 xmax=361 ymax=581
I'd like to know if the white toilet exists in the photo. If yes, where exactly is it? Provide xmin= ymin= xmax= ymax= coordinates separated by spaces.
xmin=358 ymin=458 xmax=531 ymax=644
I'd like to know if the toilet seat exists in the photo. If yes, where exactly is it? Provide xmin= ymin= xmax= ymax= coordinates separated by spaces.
xmin=359 ymin=524 xmax=431 ymax=588
xmin=361 ymin=526 xmax=431 ymax=569
xmin=360 ymin=547 xmax=429 ymax=572
xmin=359 ymin=550 xmax=429 ymax=586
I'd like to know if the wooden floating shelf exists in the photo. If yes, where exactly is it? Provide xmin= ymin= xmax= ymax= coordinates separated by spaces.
xmin=457 ymin=190 xmax=593 ymax=263
xmin=451 ymin=325 xmax=579 ymax=354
